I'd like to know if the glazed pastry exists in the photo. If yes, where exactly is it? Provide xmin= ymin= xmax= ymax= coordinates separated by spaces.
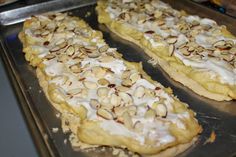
xmin=96 ymin=0 xmax=236 ymax=101
xmin=19 ymin=13 xmax=202 ymax=156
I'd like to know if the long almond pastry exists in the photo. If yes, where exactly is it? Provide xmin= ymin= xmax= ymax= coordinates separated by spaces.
xmin=19 ymin=13 xmax=202 ymax=156
xmin=96 ymin=0 xmax=236 ymax=101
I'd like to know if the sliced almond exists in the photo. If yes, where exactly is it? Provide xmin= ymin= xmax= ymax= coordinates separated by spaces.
xmin=97 ymin=108 xmax=114 ymax=120
xmin=116 ymin=86 xmax=129 ymax=92
xmin=91 ymin=66 xmax=106 ymax=78
xmin=77 ymin=105 xmax=88 ymax=121
xmin=144 ymin=108 xmax=156 ymax=120
xmin=154 ymin=10 xmax=162 ymax=19
xmin=118 ymin=12 xmax=130 ymax=21
xmin=97 ymin=78 xmax=110 ymax=86
xmin=110 ymin=93 xmax=121 ymax=107
xmin=57 ymin=54 xmax=69 ymax=63
xmin=99 ymin=45 xmax=109 ymax=53
xmin=83 ymin=81 xmax=97 ymax=89
xmin=156 ymin=104 xmax=167 ymax=118
xmin=114 ymin=106 xmax=126 ymax=117
xmin=121 ymin=79 xmax=133 ymax=87
xmin=44 ymin=54 xmax=56 ymax=60
xmin=87 ymin=51 xmax=100 ymax=58
xmin=41 ymin=30 xmax=50 ymax=36
xmin=67 ymin=88 xmax=81 ymax=95
xmin=122 ymin=112 xmax=133 ymax=129
xmin=222 ymin=54 xmax=233 ymax=62
xmin=168 ymin=44 xmax=175 ymax=56
xmin=121 ymin=70 xmax=131 ymax=79
xmin=99 ymin=55 xmax=115 ymax=63
xmin=127 ymin=105 xmax=137 ymax=116
xmin=134 ymin=86 xmax=145 ymax=98
xmin=65 ymin=45 xmax=75 ymax=56
xmin=90 ymin=99 xmax=100 ymax=109
xmin=119 ymin=92 xmax=133 ymax=104
xmin=133 ymin=121 xmax=143 ymax=132
xmin=69 ymin=64 xmax=82 ymax=74
xmin=213 ymin=40 xmax=226 ymax=48
xmin=187 ymin=46 xmax=195 ymax=52
xmin=130 ymin=72 xmax=141 ymax=83
xmin=166 ymin=37 xmax=177 ymax=44
xmin=50 ymin=46 xmax=61 ymax=53
xmin=97 ymin=87 xmax=109 ymax=97
xmin=181 ymin=48 xmax=191 ymax=56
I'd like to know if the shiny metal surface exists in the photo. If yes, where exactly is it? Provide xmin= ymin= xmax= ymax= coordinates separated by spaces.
xmin=0 ymin=1 xmax=236 ymax=157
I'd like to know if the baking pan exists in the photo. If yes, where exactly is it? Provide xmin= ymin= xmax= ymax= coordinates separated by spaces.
xmin=0 ymin=0 xmax=236 ymax=157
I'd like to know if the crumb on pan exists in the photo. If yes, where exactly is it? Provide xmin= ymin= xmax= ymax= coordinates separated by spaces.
xmin=85 ymin=11 xmax=91 ymax=17
xmin=204 ymin=131 xmax=216 ymax=145
xmin=52 ymin=127 xmax=59 ymax=133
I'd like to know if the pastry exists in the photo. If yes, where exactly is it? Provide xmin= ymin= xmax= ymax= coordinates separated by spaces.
xmin=96 ymin=0 xmax=236 ymax=101
xmin=19 ymin=13 xmax=202 ymax=156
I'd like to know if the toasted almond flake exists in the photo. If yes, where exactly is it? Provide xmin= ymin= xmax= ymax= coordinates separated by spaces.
xmin=41 ymin=30 xmax=50 ymax=36
xmin=168 ymin=44 xmax=175 ymax=56
xmin=144 ymin=108 xmax=156 ymax=119
xmin=99 ymin=55 xmax=115 ymax=63
xmin=122 ymin=112 xmax=133 ymax=129
xmin=90 ymin=99 xmax=101 ymax=109
xmin=97 ymin=108 xmax=114 ymax=120
xmin=99 ymin=45 xmax=109 ymax=53
xmin=156 ymin=104 xmax=167 ymax=118
xmin=83 ymin=81 xmax=97 ymax=89
xmin=57 ymin=54 xmax=69 ymax=63
xmin=116 ymin=86 xmax=129 ymax=92
xmin=67 ymin=88 xmax=81 ymax=95
xmin=98 ymin=78 xmax=110 ymax=86
xmin=119 ymin=92 xmax=133 ymax=104
xmin=154 ymin=10 xmax=162 ymax=18
xmin=65 ymin=45 xmax=75 ymax=56
xmin=213 ymin=40 xmax=226 ymax=48
xmin=134 ymin=86 xmax=145 ymax=98
xmin=44 ymin=54 xmax=56 ymax=60
xmin=133 ymin=121 xmax=143 ymax=132
xmin=127 ymin=105 xmax=137 ymax=116
xmin=121 ymin=79 xmax=133 ymax=87
xmin=97 ymin=87 xmax=109 ymax=97
xmin=110 ymin=93 xmax=121 ymax=107
xmin=69 ymin=64 xmax=82 ymax=73
xmin=166 ymin=37 xmax=177 ymax=44
xmin=50 ymin=46 xmax=61 ymax=53
xmin=87 ymin=51 xmax=100 ymax=58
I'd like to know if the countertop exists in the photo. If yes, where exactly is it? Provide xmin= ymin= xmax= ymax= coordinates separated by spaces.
xmin=0 ymin=58 xmax=38 ymax=157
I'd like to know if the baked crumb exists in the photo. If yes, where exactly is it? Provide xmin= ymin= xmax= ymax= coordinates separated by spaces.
xmin=85 ymin=11 xmax=91 ymax=17
xmin=55 ymin=113 xmax=61 ymax=118
xmin=64 ymin=139 xmax=68 ymax=144
xmin=204 ymin=130 xmax=216 ymax=145
xmin=52 ymin=127 xmax=59 ymax=133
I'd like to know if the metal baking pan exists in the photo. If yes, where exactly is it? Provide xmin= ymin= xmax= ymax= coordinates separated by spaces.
xmin=0 ymin=0 xmax=236 ymax=156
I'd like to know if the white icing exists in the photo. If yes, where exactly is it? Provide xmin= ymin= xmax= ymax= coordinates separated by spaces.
xmin=174 ymin=50 xmax=236 ymax=85
xmin=81 ymin=58 xmax=126 ymax=75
